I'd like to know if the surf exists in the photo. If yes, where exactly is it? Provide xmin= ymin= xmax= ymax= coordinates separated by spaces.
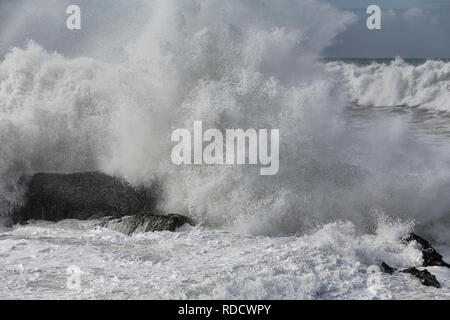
xmin=0 ymin=0 xmax=448 ymax=241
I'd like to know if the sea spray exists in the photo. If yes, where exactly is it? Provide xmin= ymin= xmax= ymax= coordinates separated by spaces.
xmin=0 ymin=1 xmax=449 ymax=241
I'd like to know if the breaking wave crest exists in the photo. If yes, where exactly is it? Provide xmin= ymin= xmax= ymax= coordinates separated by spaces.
xmin=327 ymin=58 xmax=450 ymax=112
xmin=0 ymin=1 xmax=449 ymax=241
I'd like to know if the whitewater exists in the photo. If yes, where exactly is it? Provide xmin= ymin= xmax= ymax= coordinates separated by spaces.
xmin=0 ymin=0 xmax=449 ymax=299
xmin=327 ymin=58 xmax=450 ymax=112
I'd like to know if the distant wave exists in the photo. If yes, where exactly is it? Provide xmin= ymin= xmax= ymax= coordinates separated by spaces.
xmin=327 ymin=58 xmax=450 ymax=112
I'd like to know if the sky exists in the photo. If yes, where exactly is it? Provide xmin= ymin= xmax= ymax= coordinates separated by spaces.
xmin=0 ymin=0 xmax=449 ymax=59
xmin=324 ymin=0 xmax=450 ymax=58
xmin=331 ymin=0 xmax=450 ymax=10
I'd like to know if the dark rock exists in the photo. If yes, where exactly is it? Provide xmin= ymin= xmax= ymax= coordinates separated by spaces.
xmin=402 ymin=233 xmax=450 ymax=268
xmin=11 ymin=172 xmax=194 ymax=233
xmin=12 ymin=172 xmax=157 ymax=224
xmin=381 ymin=262 xmax=397 ymax=275
xmin=400 ymin=267 xmax=441 ymax=288
xmin=96 ymin=214 xmax=194 ymax=235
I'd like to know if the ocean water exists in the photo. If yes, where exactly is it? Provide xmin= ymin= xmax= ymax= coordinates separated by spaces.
xmin=0 ymin=0 xmax=449 ymax=299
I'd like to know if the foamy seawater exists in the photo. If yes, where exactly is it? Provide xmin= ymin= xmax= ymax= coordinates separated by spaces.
xmin=0 ymin=219 xmax=449 ymax=300
xmin=0 ymin=0 xmax=449 ymax=299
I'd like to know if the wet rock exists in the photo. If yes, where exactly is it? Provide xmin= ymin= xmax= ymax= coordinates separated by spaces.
xmin=96 ymin=214 xmax=194 ymax=235
xmin=400 ymin=267 xmax=441 ymax=288
xmin=381 ymin=262 xmax=397 ymax=275
xmin=12 ymin=172 xmax=152 ymax=224
xmin=402 ymin=233 xmax=450 ymax=268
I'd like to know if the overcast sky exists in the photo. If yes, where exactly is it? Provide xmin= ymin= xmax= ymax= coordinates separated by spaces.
xmin=0 ymin=0 xmax=449 ymax=59
xmin=324 ymin=0 xmax=450 ymax=58
xmin=331 ymin=0 xmax=450 ymax=10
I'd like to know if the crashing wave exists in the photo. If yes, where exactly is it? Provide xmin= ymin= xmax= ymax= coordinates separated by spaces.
xmin=327 ymin=58 xmax=450 ymax=112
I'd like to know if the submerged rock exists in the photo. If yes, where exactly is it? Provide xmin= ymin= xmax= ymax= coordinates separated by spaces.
xmin=380 ymin=262 xmax=441 ymax=288
xmin=402 ymin=233 xmax=450 ymax=268
xmin=400 ymin=267 xmax=441 ymax=288
xmin=380 ymin=234 xmax=448 ymax=289
xmin=381 ymin=262 xmax=397 ymax=275
xmin=96 ymin=214 xmax=194 ymax=235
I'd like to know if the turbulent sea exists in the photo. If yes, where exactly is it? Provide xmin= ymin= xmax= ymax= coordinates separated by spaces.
xmin=0 ymin=0 xmax=450 ymax=299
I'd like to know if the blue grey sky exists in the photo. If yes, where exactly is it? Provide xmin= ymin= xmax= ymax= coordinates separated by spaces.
xmin=324 ymin=0 xmax=450 ymax=58
xmin=331 ymin=0 xmax=450 ymax=9
xmin=0 ymin=0 xmax=449 ymax=59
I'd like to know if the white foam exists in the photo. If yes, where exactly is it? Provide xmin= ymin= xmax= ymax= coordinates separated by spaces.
xmin=0 ymin=219 xmax=448 ymax=299
xmin=327 ymin=58 xmax=450 ymax=112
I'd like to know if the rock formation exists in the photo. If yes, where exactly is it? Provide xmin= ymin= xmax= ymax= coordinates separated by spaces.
xmin=400 ymin=267 xmax=441 ymax=288
xmin=402 ymin=233 xmax=450 ymax=268
xmin=380 ymin=232 xmax=449 ymax=288
xmin=12 ymin=172 xmax=193 ymax=233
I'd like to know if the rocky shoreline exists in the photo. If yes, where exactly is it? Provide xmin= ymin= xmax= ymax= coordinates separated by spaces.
xmin=11 ymin=171 xmax=194 ymax=232
xmin=381 ymin=233 xmax=449 ymax=288
xmin=8 ymin=171 xmax=449 ymax=288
